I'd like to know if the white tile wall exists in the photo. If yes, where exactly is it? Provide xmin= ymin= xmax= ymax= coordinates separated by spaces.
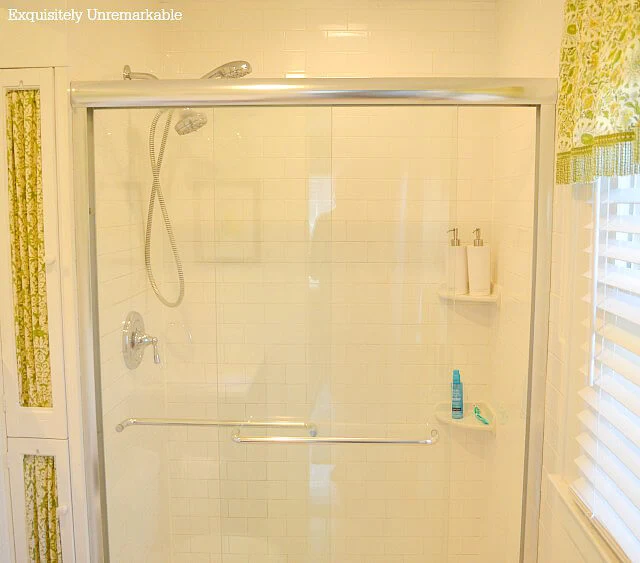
xmin=95 ymin=103 xmax=535 ymax=563
xmin=88 ymin=99 xmax=540 ymax=563
xmin=329 ymin=106 xmax=457 ymax=562
xmin=158 ymin=0 xmax=498 ymax=80
xmin=144 ymin=2 xmax=505 ymax=559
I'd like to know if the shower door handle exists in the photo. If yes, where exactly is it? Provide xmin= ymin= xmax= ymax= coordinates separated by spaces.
xmin=233 ymin=428 xmax=439 ymax=445
xmin=115 ymin=417 xmax=317 ymax=435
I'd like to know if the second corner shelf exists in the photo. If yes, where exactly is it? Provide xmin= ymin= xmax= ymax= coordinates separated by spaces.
xmin=434 ymin=401 xmax=496 ymax=434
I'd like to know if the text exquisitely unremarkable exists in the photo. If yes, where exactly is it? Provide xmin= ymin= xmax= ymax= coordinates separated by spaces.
xmin=7 ymin=8 xmax=183 ymax=23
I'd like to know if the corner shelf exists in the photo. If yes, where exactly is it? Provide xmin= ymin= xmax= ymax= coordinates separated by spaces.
xmin=437 ymin=285 xmax=500 ymax=305
xmin=434 ymin=401 xmax=496 ymax=434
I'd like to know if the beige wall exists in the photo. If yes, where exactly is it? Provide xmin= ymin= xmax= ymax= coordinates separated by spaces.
xmin=496 ymin=0 xmax=564 ymax=78
xmin=496 ymin=0 xmax=620 ymax=561
xmin=1 ymin=0 xmax=499 ymax=79
xmin=0 ymin=1 xmax=163 ymax=79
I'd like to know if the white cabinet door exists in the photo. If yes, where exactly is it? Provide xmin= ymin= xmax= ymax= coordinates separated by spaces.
xmin=7 ymin=437 xmax=75 ymax=563
xmin=0 ymin=68 xmax=68 ymax=439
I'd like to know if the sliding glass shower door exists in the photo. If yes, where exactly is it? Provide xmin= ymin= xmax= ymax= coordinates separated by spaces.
xmin=90 ymin=102 xmax=538 ymax=562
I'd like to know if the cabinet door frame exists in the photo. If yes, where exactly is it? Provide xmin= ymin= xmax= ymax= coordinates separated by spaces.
xmin=7 ymin=437 xmax=75 ymax=563
xmin=0 ymin=67 xmax=68 ymax=439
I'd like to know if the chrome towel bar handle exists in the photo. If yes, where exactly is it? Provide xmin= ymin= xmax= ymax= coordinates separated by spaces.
xmin=232 ymin=428 xmax=439 ymax=445
xmin=116 ymin=418 xmax=439 ymax=445
xmin=115 ymin=417 xmax=317 ymax=436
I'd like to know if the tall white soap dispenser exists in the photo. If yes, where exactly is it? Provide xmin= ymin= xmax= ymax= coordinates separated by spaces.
xmin=467 ymin=227 xmax=491 ymax=296
xmin=446 ymin=228 xmax=469 ymax=295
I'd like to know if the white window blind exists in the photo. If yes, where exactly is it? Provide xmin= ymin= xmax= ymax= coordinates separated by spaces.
xmin=572 ymin=174 xmax=640 ymax=562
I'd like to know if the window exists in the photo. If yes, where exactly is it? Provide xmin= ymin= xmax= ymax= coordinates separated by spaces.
xmin=572 ymin=174 xmax=640 ymax=561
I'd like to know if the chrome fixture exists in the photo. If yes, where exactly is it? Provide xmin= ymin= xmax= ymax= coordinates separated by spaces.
xmin=174 ymin=108 xmax=207 ymax=135
xmin=115 ymin=417 xmax=317 ymax=435
xmin=121 ymin=60 xmax=253 ymax=307
xmin=201 ymin=60 xmax=252 ymax=79
xmin=122 ymin=60 xmax=252 ymax=135
xmin=122 ymin=65 xmax=158 ymax=81
xmin=122 ymin=60 xmax=251 ymax=82
xmin=145 ymin=109 xmax=186 ymax=307
xmin=122 ymin=311 xmax=161 ymax=369
xmin=115 ymin=415 xmax=437 ymax=444
xmin=121 ymin=60 xmax=252 ymax=135
xmin=233 ymin=427 xmax=440 ymax=445
xmin=73 ymin=77 xmax=556 ymax=109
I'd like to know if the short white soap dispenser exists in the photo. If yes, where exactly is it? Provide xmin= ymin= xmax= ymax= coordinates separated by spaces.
xmin=446 ymin=228 xmax=469 ymax=295
xmin=467 ymin=227 xmax=491 ymax=296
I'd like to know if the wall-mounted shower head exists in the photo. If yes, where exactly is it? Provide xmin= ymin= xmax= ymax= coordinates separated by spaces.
xmin=174 ymin=108 xmax=207 ymax=135
xmin=201 ymin=60 xmax=252 ymax=79
xmin=124 ymin=60 xmax=251 ymax=83
xmin=122 ymin=65 xmax=159 ymax=80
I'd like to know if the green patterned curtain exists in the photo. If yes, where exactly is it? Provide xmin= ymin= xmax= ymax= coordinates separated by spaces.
xmin=556 ymin=0 xmax=640 ymax=184
xmin=6 ymin=90 xmax=62 ymax=561
xmin=5 ymin=89 xmax=52 ymax=408
xmin=23 ymin=455 xmax=62 ymax=563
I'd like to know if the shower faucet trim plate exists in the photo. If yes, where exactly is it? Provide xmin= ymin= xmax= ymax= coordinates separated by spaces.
xmin=122 ymin=311 xmax=161 ymax=369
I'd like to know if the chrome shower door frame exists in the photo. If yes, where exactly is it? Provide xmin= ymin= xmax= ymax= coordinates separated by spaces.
xmin=71 ymin=77 xmax=557 ymax=563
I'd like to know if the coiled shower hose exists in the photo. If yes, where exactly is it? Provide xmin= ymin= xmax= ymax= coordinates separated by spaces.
xmin=145 ymin=109 xmax=184 ymax=307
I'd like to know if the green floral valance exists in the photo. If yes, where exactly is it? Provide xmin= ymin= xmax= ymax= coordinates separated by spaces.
xmin=556 ymin=0 xmax=640 ymax=184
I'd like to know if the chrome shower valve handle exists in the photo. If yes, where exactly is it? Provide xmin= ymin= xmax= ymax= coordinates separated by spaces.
xmin=122 ymin=311 xmax=161 ymax=369
xmin=134 ymin=333 xmax=161 ymax=364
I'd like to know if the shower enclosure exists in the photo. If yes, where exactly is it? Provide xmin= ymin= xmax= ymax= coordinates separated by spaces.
xmin=71 ymin=78 xmax=556 ymax=562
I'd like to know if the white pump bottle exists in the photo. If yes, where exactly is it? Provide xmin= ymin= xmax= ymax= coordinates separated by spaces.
xmin=446 ymin=228 xmax=469 ymax=295
xmin=467 ymin=227 xmax=491 ymax=296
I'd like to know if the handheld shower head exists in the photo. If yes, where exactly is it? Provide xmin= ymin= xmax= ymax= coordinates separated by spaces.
xmin=137 ymin=58 xmax=252 ymax=309
xmin=201 ymin=60 xmax=252 ymax=79
xmin=174 ymin=108 xmax=207 ymax=135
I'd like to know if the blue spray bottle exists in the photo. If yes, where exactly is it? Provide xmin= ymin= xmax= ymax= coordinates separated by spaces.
xmin=451 ymin=369 xmax=464 ymax=419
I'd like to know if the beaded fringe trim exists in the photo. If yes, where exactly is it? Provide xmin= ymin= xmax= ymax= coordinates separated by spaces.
xmin=556 ymin=126 xmax=640 ymax=184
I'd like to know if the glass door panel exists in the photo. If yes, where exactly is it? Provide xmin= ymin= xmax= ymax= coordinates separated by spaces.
xmin=91 ymin=104 xmax=537 ymax=563
xmin=328 ymin=107 xmax=457 ymax=561
xmin=212 ymin=107 xmax=333 ymax=562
